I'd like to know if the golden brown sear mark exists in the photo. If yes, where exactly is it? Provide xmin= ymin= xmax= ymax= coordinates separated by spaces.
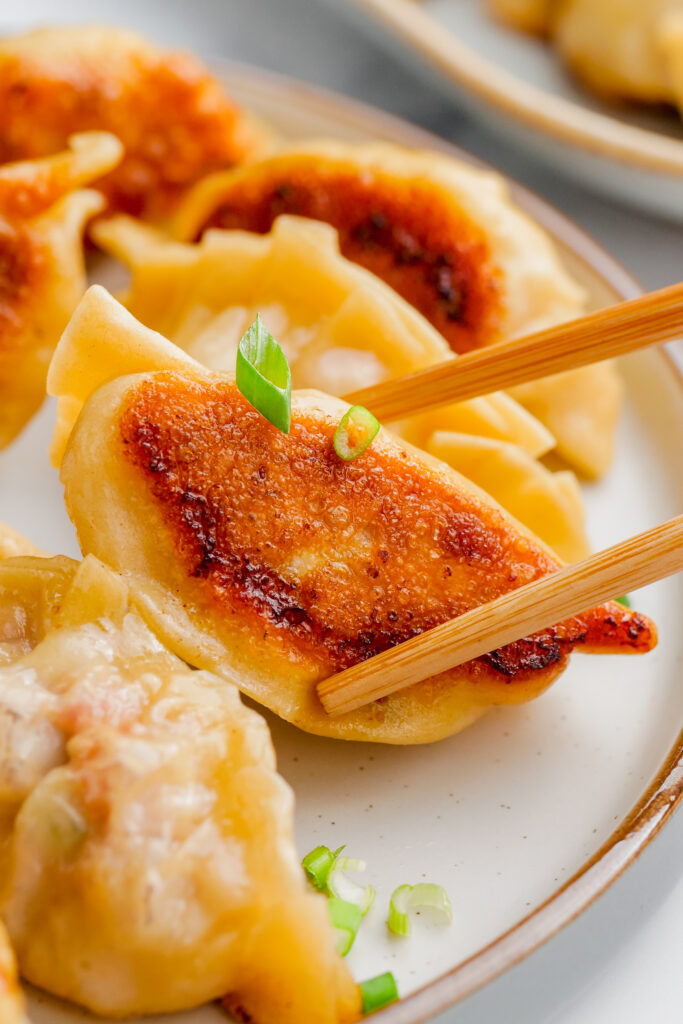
xmin=120 ymin=373 xmax=655 ymax=684
xmin=193 ymin=155 xmax=503 ymax=353
xmin=0 ymin=30 xmax=255 ymax=221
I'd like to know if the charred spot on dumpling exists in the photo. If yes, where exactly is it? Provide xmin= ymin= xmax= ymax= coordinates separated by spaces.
xmin=117 ymin=373 xmax=651 ymax=688
xmin=197 ymin=157 xmax=503 ymax=353
xmin=0 ymin=26 xmax=259 ymax=221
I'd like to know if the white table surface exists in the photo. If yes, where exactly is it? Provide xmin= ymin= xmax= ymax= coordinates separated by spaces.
xmin=2 ymin=1 xmax=682 ymax=1021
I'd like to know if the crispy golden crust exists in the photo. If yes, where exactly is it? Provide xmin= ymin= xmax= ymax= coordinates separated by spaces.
xmin=0 ymin=132 xmax=121 ymax=448
xmin=179 ymin=151 xmax=504 ymax=353
xmin=0 ymin=26 xmax=260 ymax=222
xmin=119 ymin=372 xmax=655 ymax=686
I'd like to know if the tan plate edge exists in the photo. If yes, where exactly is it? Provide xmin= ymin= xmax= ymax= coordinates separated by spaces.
xmin=349 ymin=0 xmax=683 ymax=176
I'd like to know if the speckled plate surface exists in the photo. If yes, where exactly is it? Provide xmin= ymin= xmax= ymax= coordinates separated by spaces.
xmin=342 ymin=0 xmax=683 ymax=220
xmin=2 ymin=64 xmax=681 ymax=1024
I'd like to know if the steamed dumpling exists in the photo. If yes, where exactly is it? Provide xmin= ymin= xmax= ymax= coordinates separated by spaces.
xmin=91 ymin=214 xmax=589 ymax=561
xmin=0 ymin=921 xmax=24 ymax=1024
xmin=0 ymin=25 xmax=266 ymax=223
xmin=169 ymin=139 xmax=621 ymax=477
xmin=47 ymin=288 xmax=656 ymax=745
xmin=0 ymin=131 xmax=122 ymax=449
xmin=0 ymin=553 xmax=358 ymax=1022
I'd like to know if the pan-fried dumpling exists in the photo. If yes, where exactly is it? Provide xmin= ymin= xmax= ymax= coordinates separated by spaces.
xmin=47 ymin=288 xmax=656 ymax=745
xmin=0 ymin=554 xmax=359 ymax=1022
xmin=170 ymin=140 xmax=621 ymax=477
xmin=0 ymin=921 xmax=24 ymax=1024
xmin=91 ymin=215 xmax=589 ymax=560
xmin=0 ymin=131 xmax=122 ymax=449
xmin=425 ymin=431 xmax=588 ymax=562
xmin=0 ymin=25 xmax=265 ymax=223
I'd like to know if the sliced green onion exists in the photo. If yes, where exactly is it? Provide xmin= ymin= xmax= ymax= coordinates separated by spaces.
xmin=410 ymin=883 xmax=453 ymax=923
xmin=616 ymin=594 xmax=631 ymax=607
xmin=387 ymin=884 xmax=412 ymax=936
xmin=236 ymin=314 xmax=291 ymax=434
xmin=328 ymin=896 xmax=364 ymax=956
xmin=328 ymin=862 xmax=376 ymax=916
xmin=302 ymin=845 xmax=336 ymax=891
xmin=388 ymin=883 xmax=452 ymax=937
xmin=359 ymin=972 xmax=399 ymax=1014
xmin=333 ymin=405 xmax=379 ymax=461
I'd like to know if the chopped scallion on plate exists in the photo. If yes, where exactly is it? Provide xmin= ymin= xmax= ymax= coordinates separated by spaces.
xmin=328 ymin=896 xmax=364 ymax=956
xmin=388 ymin=882 xmax=452 ymax=937
xmin=236 ymin=314 xmax=291 ymax=433
xmin=359 ymin=972 xmax=399 ymax=1014
xmin=333 ymin=405 xmax=379 ymax=461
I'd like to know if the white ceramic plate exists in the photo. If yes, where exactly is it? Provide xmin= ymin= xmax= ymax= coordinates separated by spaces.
xmin=2 ymin=65 xmax=682 ymax=1024
xmin=339 ymin=0 xmax=683 ymax=220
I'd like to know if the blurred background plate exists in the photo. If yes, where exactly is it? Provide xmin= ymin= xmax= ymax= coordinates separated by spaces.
xmin=6 ymin=63 xmax=681 ymax=1024
xmin=339 ymin=0 xmax=683 ymax=220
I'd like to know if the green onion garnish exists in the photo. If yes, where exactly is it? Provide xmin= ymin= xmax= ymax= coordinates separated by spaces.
xmin=236 ymin=314 xmax=291 ymax=434
xmin=359 ymin=972 xmax=399 ymax=1014
xmin=328 ymin=856 xmax=376 ymax=916
xmin=333 ymin=405 xmax=379 ymax=461
xmin=328 ymin=896 xmax=364 ymax=956
xmin=388 ymin=883 xmax=452 ymax=937
xmin=616 ymin=594 xmax=631 ymax=607
xmin=302 ymin=845 xmax=338 ymax=891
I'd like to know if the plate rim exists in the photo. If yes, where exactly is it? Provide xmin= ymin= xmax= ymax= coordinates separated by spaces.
xmin=345 ymin=0 xmax=683 ymax=177
xmin=219 ymin=60 xmax=683 ymax=1022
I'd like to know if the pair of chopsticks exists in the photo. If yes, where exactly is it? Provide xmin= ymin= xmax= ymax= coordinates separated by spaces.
xmin=318 ymin=282 xmax=683 ymax=716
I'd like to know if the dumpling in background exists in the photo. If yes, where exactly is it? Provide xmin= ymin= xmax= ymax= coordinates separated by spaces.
xmin=488 ymin=0 xmax=555 ymax=33
xmin=169 ymin=139 xmax=621 ymax=477
xmin=552 ymin=0 xmax=683 ymax=107
xmin=0 ymin=921 xmax=25 ymax=1024
xmin=91 ymin=216 xmax=588 ymax=560
xmin=0 ymin=554 xmax=359 ymax=1023
xmin=0 ymin=131 xmax=122 ymax=449
xmin=47 ymin=288 xmax=656 ymax=745
xmin=0 ymin=25 xmax=266 ymax=223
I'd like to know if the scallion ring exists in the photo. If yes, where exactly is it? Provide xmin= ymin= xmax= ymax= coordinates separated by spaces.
xmin=302 ymin=845 xmax=337 ymax=891
xmin=333 ymin=405 xmax=379 ymax=461
xmin=388 ymin=882 xmax=452 ymax=937
xmin=359 ymin=972 xmax=399 ymax=1014
xmin=236 ymin=314 xmax=291 ymax=433
xmin=328 ymin=896 xmax=364 ymax=956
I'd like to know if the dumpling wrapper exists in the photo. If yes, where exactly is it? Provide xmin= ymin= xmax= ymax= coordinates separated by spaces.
xmin=0 ymin=920 xmax=25 ymax=1024
xmin=91 ymin=213 xmax=588 ymax=560
xmin=48 ymin=287 xmax=655 ymax=745
xmin=553 ymin=0 xmax=683 ymax=105
xmin=0 ymin=25 xmax=266 ymax=224
xmin=0 ymin=131 xmax=123 ymax=449
xmin=0 ymin=553 xmax=359 ymax=1022
xmin=168 ymin=139 xmax=621 ymax=477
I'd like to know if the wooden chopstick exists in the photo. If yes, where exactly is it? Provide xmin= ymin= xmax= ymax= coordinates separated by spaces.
xmin=342 ymin=282 xmax=683 ymax=421
xmin=317 ymin=515 xmax=683 ymax=717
